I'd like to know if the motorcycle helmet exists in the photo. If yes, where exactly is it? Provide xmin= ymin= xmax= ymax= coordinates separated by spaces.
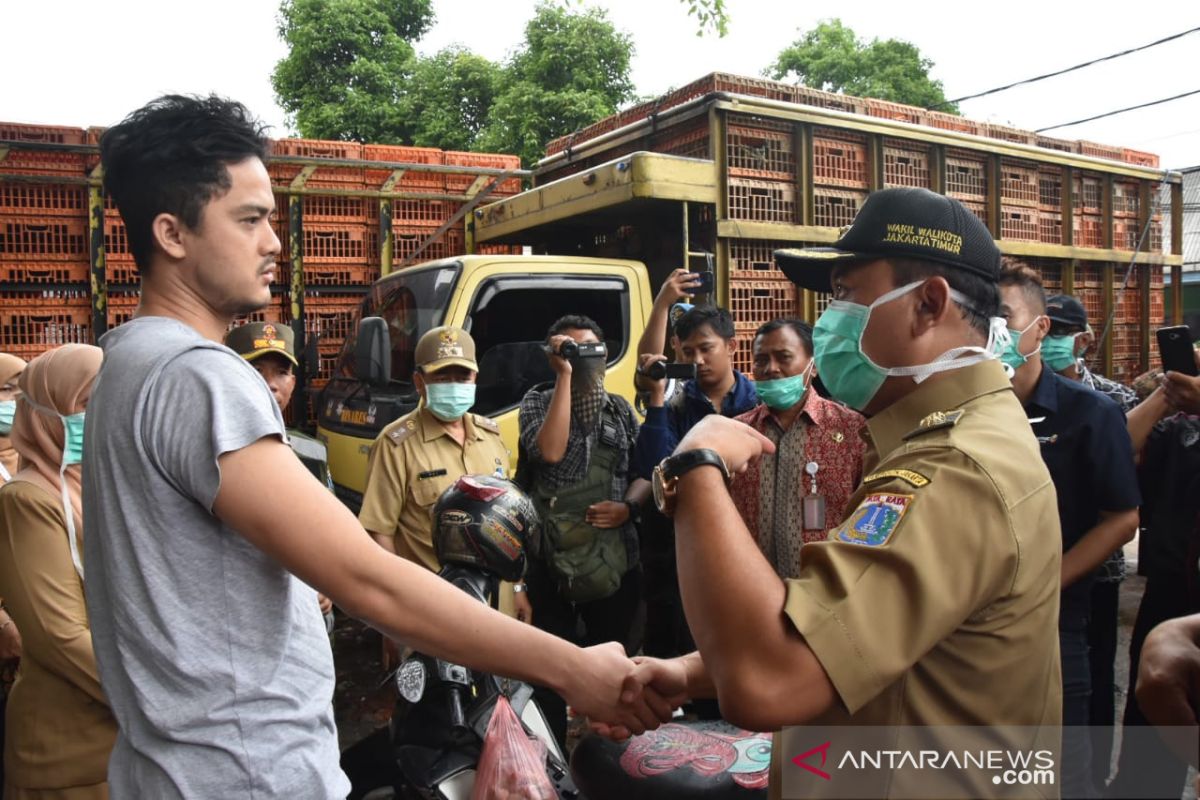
xmin=432 ymin=475 xmax=538 ymax=583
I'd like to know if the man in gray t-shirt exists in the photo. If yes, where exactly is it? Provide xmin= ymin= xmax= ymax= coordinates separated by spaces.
xmin=84 ymin=96 xmax=669 ymax=799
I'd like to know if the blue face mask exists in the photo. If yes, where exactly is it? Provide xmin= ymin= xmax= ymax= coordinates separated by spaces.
xmin=425 ymin=382 xmax=476 ymax=422
xmin=999 ymin=316 xmax=1045 ymax=373
xmin=0 ymin=400 xmax=14 ymax=437
xmin=1041 ymin=334 xmax=1080 ymax=373
xmin=62 ymin=412 xmax=86 ymax=465
xmin=754 ymin=364 xmax=812 ymax=411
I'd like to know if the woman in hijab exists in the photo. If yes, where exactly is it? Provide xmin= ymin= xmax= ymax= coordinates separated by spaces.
xmin=0 ymin=344 xmax=115 ymax=800
xmin=0 ymin=353 xmax=25 ymax=794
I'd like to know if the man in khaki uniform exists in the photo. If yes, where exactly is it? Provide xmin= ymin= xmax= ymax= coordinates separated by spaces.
xmin=608 ymin=189 xmax=1063 ymax=799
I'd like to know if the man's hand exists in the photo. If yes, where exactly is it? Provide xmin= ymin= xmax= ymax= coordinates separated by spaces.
xmin=513 ymin=589 xmax=533 ymax=625
xmin=591 ymin=656 xmax=692 ymax=741
xmin=656 ymin=268 xmax=703 ymax=309
xmin=675 ymin=415 xmax=776 ymax=474
xmin=586 ymin=500 xmax=629 ymax=529
xmin=0 ymin=612 xmax=20 ymax=661
xmin=1136 ymin=614 xmax=1200 ymax=766
xmin=1163 ymin=369 xmax=1200 ymax=415
xmin=546 ymin=334 xmax=575 ymax=377
xmin=318 ymin=593 xmax=333 ymax=616
xmin=637 ymin=353 xmax=669 ymax=403
xmin=562 ymin=643 xmax=674 ymax=736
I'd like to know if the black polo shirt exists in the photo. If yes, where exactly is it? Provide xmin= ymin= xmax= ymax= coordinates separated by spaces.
xmin=1025 ymin=365 xmax=1141 ymax=629
xmin=1138 ymin=413 xmax=1200 ymax=580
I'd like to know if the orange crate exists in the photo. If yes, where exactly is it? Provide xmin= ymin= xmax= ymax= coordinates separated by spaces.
xmin=986 ymin=123 xmax=1034 ymax=146
xmin=0 ymin=123 xmax=86 ymax=146
xmin=1073 ymin=175 xmax=1102 ymax=214
xmin=1122 ymin=148 xmax=1159 ymax=168
xmin=392 ymin=197 xmax=457 ymax=228
xmin=1077 ymin=287 xmax=1104 ymax=323
xmin=474 ymin=243 xmax=523 ymax=255
xmin=814 ymin=188 xmax=867 ymax=229
xmin=651 ymin=123 xmax=709 ymax=159
xmin=393 ymin=225 xmax=466 ymax=264
xmin=303 ymin=223 xmax=371 ymax=264
xmin=1079 ymin=141 xmax=1123 ymax=162
xmin=1024 ymin=258 xmax=1063 ymax=293
xmin=269 ymin=138 xmax=364 ymax=186
xmin=104 ymin=292 xmax=141 ymax=329
xmin=999 ymin=160 xmax=1038 ymax=207
xmin=728 ymin=238 xmax=791 ymax=282
xmin=300 ymin=194 xmax=370 ymax=224
xmin=1075 ymin=263 xmax=1103 ymax=289
xmin=230 ymin=300 xmax=290 ymax=329
xmin=1073 ymin=215 xmax=1103 ymax=249
xmin=444 ymin=152 xmax=521 ymax=195
xmin=1112 ymin=181 xmax=1139 ymax=218
xmin=0 ymin=182 xmax=87 ymax=216
xmin=0 ymin=262 xmax=89 ymax=284
xmin=1035 ymin=135 xmax=1078 ymax=154
xmin=727 ymin=122 xmax=794 ymax=181
xmin=0 ymin=290 xmax=93 ymax=348
xmin=1000 ymin=206 xmax=1038 ymax=242
xmin=883 ymin=139 xmax=931 ymax=189
xmin=864 ymin=98 xmax=925 ymax=125
xmin=365 ymin=144 xmax=444 ymax=191
xmin=1038 ymin=167 xmax=1063 ymax=211
xmin=945 ymin=151 xmax=987 ymax=200
xmin=730 ymin=322 xmax=763 ymax=376
xmin=813 ymin=130 xmax=868 ymax=189
xmin=1 ymin=216 xmax=88 ymax=261
xmin=729 ymin=279 xmax=799 ymax=324
xmin=793 ymin=86 xmax=864 ymax=114
xmin=926 ymin=111 xmax=982 ymax=136
xmin=301 ymin=294 xmax=363 ymax=343
xmin=1113 ymin=219 xmax=1157 ymax=252
xmin=728 ymin=178 xmax=795 ymax=223
xmin=960 ymin=199 xmax=988 ymax=230
xmin=1038 ymin=211 xmax=1063 ymax=245
xmin=1150 ymin=218 xmax=1163 ymax=252
xmin=302 ymin=264 xmax=380 ymax=287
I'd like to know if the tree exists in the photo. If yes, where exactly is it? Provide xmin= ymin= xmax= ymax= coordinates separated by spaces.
xmin=403 ymin=47 xmax=503 ymax=151
xmin=478 ymin=2 xmax=635 ymax=166
xmin=767 ymin=19 xmax=958 ymax=112
xmin=272 ymin=0 xmax=434 ymax=142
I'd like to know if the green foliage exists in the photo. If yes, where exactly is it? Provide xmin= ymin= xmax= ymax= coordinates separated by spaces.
xmin=687 ymin=0 xmax=729 ymax=37
xmin=403 ymin=47 xmax=503 ymax=151
xmin=272 ymin=0 xmax=435 ymax=142
xmin=768 ymin=19 xmax=958 ymax=113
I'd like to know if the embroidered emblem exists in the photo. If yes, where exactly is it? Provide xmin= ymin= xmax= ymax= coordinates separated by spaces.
xmin=862 ymin=469 xmax=930 ymax=488
xmin=830 ymin=431 xmax=845 ymax=443
xmin=1037 ymin=434 xmax=1059 ymax=445
xmin=837 ymin=493 xmax=912 ymax=547
xmin=436 ymin=329 xmax=464 ymax=360
xmin=475 ymin=415 xmax=500 ymax=433
xmin=903 ymin=408 xmax=965 ymax=441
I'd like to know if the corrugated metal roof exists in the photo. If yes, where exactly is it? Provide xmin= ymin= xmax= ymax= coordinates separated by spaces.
xmin=1160 ymin=167 xmax=1200 ymax=272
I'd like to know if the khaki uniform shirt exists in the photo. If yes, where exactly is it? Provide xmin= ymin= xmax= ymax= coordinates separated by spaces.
xmin=770 ymin=361 xmax=1063 ymax=799
xmin=359 ymin=407 xmax=510 ymax=572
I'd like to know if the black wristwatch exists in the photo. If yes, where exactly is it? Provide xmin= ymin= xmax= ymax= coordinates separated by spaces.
xmin=624 ymin=499 xmax=643 ymax=528
xmin=652 ymin=448 xmax=730 ymax=517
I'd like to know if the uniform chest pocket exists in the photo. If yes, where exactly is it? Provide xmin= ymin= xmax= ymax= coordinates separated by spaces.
xmin=411 ymin=474 xmax=454 ymax=508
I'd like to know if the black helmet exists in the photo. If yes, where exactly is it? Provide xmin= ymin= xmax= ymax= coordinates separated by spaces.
xmin=432 ymin=475 xmax=537 ymax=583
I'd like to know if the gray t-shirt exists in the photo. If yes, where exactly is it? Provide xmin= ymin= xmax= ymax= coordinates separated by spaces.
xmin=83 ymin=317 xmax=348 ymax=799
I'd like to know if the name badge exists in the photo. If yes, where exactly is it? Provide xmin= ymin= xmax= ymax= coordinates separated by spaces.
xmin=418 ymin=469 xmax=448 ymax=480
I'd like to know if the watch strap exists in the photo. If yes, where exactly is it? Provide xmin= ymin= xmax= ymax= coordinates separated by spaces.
xmin=661 ymin=448 xmax=730 ymax=483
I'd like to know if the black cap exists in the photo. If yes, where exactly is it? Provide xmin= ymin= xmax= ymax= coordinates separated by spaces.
xmin=1045 ymin=294 xmax=1088 ymax=328
xmin=774 ymin=188 xmax=1002 ymax=292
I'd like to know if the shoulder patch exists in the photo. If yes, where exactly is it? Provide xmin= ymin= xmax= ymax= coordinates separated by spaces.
xmin=902 ymin=408 xmax=965 ymax=441
xmin=387 ymin=418 xmax=418 ymax=444
xmin=862 ymin=468 xmax=930 ymax=488
xmin=474 ymin=414 xmax=500 ymax=434
xmin=836 ymin=493 xmax=913 ymax=547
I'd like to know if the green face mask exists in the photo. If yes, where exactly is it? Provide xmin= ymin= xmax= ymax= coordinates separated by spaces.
xmin=425 ymin=382 xmax=476 ymax=422
xmin=20 ymin=396 xmax=86 ymax=580
xmin=754 ymin=364 xmax=812 ymax=411
xmin=1042 ymin=335 xmax=1080 ymax=373
xmin=999 ymin=316 xmax=1045 ymax=373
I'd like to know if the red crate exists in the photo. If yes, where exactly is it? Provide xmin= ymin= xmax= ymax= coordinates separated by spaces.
xmin=814 ymin=188 xmax=867 ymax=229
xmin=727 ymin=122 xmax=794 ymax=181
xmin=0 ymin=262 xmax=89 ymax=284
xmin=985 ymin=123 xmax=1035 ymax=146
xmin=999 ymin=160 xmax=1038 ymax=207
xmin=1074 ymin=263 xmax=1103 ymax=289
xmin=444 ymin=152 xmax=521 ymax=195
xmin=392 ymin=225 xmax=466 ymax=265
xmin=0 ymin=290 xmax=93 ymax=349
xmin=864 ymin=98 xmax=925 ymax=126
xmin=301 ymin=294 xmax=363 ymax=343
xmin=0 ymin=182 xmax=87 ymax=216
xmin=729 ymin=279 xmax=800 ymax=324
xmin=728 ymin=178 xmax=795 ymax=223
xmin=0 ymin=124 xmax=88 ymax=176
xmin=1150 ymin=218 xmax=1163 ymax=253
xmin=1000 ymin=206 xmax=1038 ymax=242
xmin=1112 ymin=219 xmax=1158 ymax=252
xmin=1122 ymin=148 xmax=1159 ymax=168
xmin=651 ymin=123 xmax=710 ymax=159
xmin=1024 ymin=258 xmax=1063 ymax=293
xmin=1077 ymin=287 xmax=1103 ymax=323
xmin=945 ymin=151 xmax=987 ymax=200
xmin=1038 ymin=211 xmax=1063 ymax=245
xmin=1 ymin=216 xmax=88 ymax=261
xmin=926 ymin=111 xmax=982 ymax=136
xmin=230 ymin=300 xmax=290 ymax=329
xmin=1073 ymin=214 xmax=1103 ymax=248
xmin=882 ymin=140 xmax=931 ymax=189
xmin=1035 ymin=135 xmax=1078 ymax=154
xmin=813 ymin=130 xmax=868 ymax=189
xmin=302 ymin=264 xmax=380 ymax=287
xmin=474 ymin=243 xmax=524 ymax=255
xmin=1073 ymin=175 xmax=1102 ymax=214
xmin=104 ymin=292 xmax=140 ymax=329
xmin=793 ymin=86 xmax=864 ymax=115
xmin=728 ymin=238 xmax=791 ymax=281
xmin=0 ymin=123 xmax=86 ymax=146
xmin=365 ymin=144 xmax=444 ymax=191
xmin=1038 ymin=167 xmax=1063 ymax=211
xmin=1079 ymin=141 xmax=1123 ymax=162
xmin=960 ymin=199 xmax=988 ymax=229
xmin=269 ymin=138 xmax=364 ymax=186
xmin=1112 ymin=181 xmax=1139 ymax=218
xmin=303 ymin=223 xmax=372 ymax=264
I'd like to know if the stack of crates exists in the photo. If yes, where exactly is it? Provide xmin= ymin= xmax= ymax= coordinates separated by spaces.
xmin=1072 ymin=173 xmax=1104 ymax=249
xmin=1037 ymin=166 xmax=1064 ymax=245
xmin=812 ymin=126 xmax=869 ymax=228
xmin=998 ymin=159 xmax=1039 ymax=243
xmin=944 ymin=148 xmax=988 ymax=229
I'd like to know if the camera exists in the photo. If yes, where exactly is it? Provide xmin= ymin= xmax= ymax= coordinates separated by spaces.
xmin=550 ymin=340 xmax=607 ymax=360
xmin=639 ymin=361 xmax=696 ymax=381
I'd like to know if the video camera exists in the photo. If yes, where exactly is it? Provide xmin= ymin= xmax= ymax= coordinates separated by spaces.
xmin=547 ymin=340 xmax=608 ymax=360
xmin=638 ymin=361 xmax=696 ymax=381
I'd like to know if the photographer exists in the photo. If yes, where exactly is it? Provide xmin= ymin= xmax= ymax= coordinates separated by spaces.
xmin=517 ymin=315 xmax=647 ymax=748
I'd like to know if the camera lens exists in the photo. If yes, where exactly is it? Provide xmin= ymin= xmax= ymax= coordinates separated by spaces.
xmin=559 ymin=340 xmax=579 ymax=359
xmin=644 ymin=361 xmax=667 ymax=380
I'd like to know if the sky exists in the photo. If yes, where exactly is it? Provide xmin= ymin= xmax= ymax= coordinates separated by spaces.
xmin=6 ymin=0 xmax=1197 ymax=170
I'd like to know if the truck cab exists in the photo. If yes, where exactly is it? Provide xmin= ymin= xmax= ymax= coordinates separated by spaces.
xmin=315 ymin=255 xmax=653 ymax=512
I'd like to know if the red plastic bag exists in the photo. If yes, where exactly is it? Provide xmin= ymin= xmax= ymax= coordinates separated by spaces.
xmin=471 ymin=695 xmax=557 ymax=800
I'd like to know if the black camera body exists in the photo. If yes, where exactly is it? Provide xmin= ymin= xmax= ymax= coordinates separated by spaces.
xmin=640 ymin=361 xmax=696 ymax=381
xmin=552 ymin=340 xmax=607 ymax=360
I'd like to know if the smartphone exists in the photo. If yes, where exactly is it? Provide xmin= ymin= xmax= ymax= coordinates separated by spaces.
xmin=1156 ymin=325 xmax=1198 ymax=376
xmin=693 ymin=270 xmax=714 ymax=294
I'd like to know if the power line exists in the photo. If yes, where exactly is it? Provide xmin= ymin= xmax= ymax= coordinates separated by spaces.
xmin=928 ymin=25 xmax=1200 ymax=110
xmin=1035 ymin=88 xmax=1200 ymax=132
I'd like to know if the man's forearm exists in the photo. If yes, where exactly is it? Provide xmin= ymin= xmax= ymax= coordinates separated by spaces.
xmin=637 ymin=299 xmax=671 ymax=358
xmin=369 ymin=531 xmax=397 ymax=554
xmin=1128 ymin=388 xmax=1169 ymax=457
xmin=1061 ymin=510 xmax=1139 ymax=588
xmin=535 ymin=376 xmax=573 ymax=463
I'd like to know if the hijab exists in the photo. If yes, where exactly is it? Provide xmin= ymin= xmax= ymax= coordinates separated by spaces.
xmin=0 ymin=354 xmax=25 ymax=481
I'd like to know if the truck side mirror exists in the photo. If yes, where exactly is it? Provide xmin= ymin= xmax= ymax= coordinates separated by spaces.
xmin=355 ymin=316 xmax=392 ymax=386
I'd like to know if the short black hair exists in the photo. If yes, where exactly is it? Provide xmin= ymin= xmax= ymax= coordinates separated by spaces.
xmin=100 ymin=94 xmax=271 ymax=273
xmin=754 ymin=318 xmax=813 ymax=356
xmin=888 ymin=257 xmax=1000 ymax=339
xmin=547 ymin=314 xmax=604 ymax=341
xmin=997 ymin=257 xmax=1047 ymax=315
xmin=675 ymin=305 xmax=735 ymax=341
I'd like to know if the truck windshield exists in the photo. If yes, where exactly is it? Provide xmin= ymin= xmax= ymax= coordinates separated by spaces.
xmin=334 ymin=263 xmax=460 ymax=386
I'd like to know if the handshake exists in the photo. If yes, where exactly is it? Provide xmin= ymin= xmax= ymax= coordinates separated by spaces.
xmin=565 ymin=647 xmax=698 ymax=739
